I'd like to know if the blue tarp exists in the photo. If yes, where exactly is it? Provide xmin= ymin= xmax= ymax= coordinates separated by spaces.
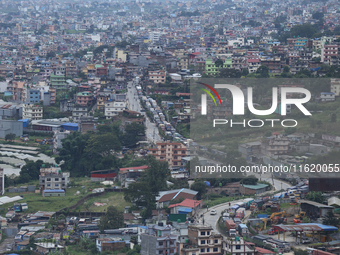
xmin=296 ymin=223 xmax=338 ymax=231
xmin=178 ymin=208 xmax=192 ymax=214
xmin=62 ymin=122 xmax=78 ymax=131
xmin=18 ymin=119 xmax=29 ymax=128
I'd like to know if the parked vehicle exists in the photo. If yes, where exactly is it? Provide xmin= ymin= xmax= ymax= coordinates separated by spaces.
xmin=225 ymin=220 xmax=237 ymax=237
xmin=238 ymin=223 xmax=249 ymax=236
xmin=14 ymin=203 xmax=21 ymax=212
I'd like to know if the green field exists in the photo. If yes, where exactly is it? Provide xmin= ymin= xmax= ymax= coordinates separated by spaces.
xmin=3 ymin=178 xmax=130 ymax=214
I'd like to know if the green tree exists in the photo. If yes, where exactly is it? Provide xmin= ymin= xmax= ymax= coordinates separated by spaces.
xmin=46 ymin=51 xmax=56 ymax=59
xmin=215 ymin=59 xmax=224 ymax=68
xmin=312 ymin=12 xmax=324 ymax=21
xmin=5 ymin=133 xmax=16 ymax=142
xmin=331 ymin=113 xmax=337 ymax=123
xmin=284 ymin=127 xmax=297 ymax=135
xmin=219 ymin=68 xmax=242 ymax=78
xmin=191 ymin=180 xmax=207 ymax=200
xmin=85 ymin=133 xmax=121 ymax=157
xmin=256 ymin=65 xmax=269 ymax=78
xmin=98 ymin=206 xmax=124 ymax=231
xmin=323 ymin=211 xmax=339 ymax=226
xmin=283 ymin=65 xmax=290 ymax=73
xmin=306 ymin=191 xmax=325 ymax=203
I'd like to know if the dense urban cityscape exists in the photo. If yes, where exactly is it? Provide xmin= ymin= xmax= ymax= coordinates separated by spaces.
xmin=0 ymin=0 xmax=339 ymax=254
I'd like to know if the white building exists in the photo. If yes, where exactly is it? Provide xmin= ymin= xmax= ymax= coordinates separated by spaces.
xmin=149 ymin=31 xmax=161 ymax=42
xmin=331 ymin=79 xmax=340 ymax=96
xmin=22 ymin=104 xmax=43 ymax=120
xmin=104 ymin=101 xmax=127 ymax=118
xmin=320 ymin=92 xmax=335 ymax=102
xmin=223 ymin=237 xmax=255 ymax=255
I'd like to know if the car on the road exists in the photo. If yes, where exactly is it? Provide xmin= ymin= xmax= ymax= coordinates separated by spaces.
xmin=141 ymin=109 xmax=145 ymax=112
xmin=210 ymin=209 xmax=217 ymax=215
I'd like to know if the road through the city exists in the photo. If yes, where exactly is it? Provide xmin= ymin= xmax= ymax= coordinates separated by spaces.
xmin=126 ymin=81 xmax=162 ymax=143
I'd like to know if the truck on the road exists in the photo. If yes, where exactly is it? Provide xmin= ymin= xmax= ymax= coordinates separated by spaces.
xmin=235 ymin=208 xmax=245 ymax=219
xmin=225 ymin=220 xmax=237 ymax=237
xmin=238 ymin=223 xmax=249 ymax=236
xmin=6 ymin=211 xmax=15 ymax=222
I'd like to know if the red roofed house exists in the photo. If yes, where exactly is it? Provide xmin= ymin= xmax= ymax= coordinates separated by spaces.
xmin=90 ymin=169 xmax=116 ymax=182
xmin=168 ymin=199 xmax=202 ymax=215
xmin=255 ymin=247 xmax=275 ymax=255
xmin=118 ymin=165 xmax=149 ymax=188
xmin=156 ymin=189 xmax=198 ymax=209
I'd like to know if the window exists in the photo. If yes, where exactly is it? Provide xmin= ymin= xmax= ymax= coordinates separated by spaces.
xmin=47 ymin=184 xmax=51 ymax=187
xmin=47 ymin=178 xmax=51 ymax=181
xmin=200 ymin=231 xmax=205 ymax=236
xmin=207 ymin=231 xmax=210 ymax=235
xmin=200 ymin=240 xmax=205 ymax=245
xmin=200 ymin=249 xmax=204 ymax=253
xmin=214 ymin=239 xmax=218 ymax=244
xmin=236 ymin=245 xmax=241 ymax=250
xmin=213 ymin=248 xmax=218 ymax=252
xmin=159 ymin=242 xmax=163 ymax=246
xmin=55 ymin=178 xmax=59 ymax=181
xmin=55 ymin=184 xmax=59 ymax=187
xmin=158 ymin=251 xmax=163 ymax=254
xmin=207 ymin=248 xmax=210 ymax=252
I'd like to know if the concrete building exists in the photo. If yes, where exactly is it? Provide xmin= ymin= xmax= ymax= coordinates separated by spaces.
xmin=223 ymin=236 xmax=255 ymax=254
xmin=141 ymin=224 xmax=177 ymax=255
xmin=184 ymin=225 xmax=223 ymax=255
xmin=105 ymin=101 xmax=127 ymax=118
xmin=148 ymin=70 xmax=166 ymax=84
xmin=76 ymin=91 xmax=93 ymax=106
xmin=148 ymin=141 xmax=187 ymax=168
xmin=79 ymin=116 xmax=96 ymax=134
xmin=72 ymin=105 xmax=88 ymax=122
xmin=96 ymin=238 xmax=125 ymax=252
xmin=50 ymin=73 xmax=66 ymax=89
xmin=118 ymin=165 xmax=149 ymax=188
xmin=331 ymin=79 xmax=340 ymax=96
xmin=27 ymin=89 xmax=40 ymax=104
xmin=22 ymin=104 xmax=43 ymax=120
xmin=0 ymin=120 xmax=23 ymax=138
xmin=39 ymin=167 xmax=70 ymax=191
xmin=35 ymin=243 xmax=64 ymax=254
xmin=320 ymin=92 xmax=335 ymax=101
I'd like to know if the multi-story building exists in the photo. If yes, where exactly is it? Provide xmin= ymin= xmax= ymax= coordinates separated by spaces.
xmin=72 ymin=105 xmax=88 ymax=122
xmin=104 ymin=101 xmax=127 ymax=118
xmin=141 ymin=224 xmax=177 ymax=255
xmin=7 ymin=81 xmax=27 ymax=102
xmin=0 ymin=120 xmax=23 ymax=138
xmin=330 ymin=78 xmax=340 ymax=96
xmin=22 ymin=104 xmax=43 ymax=121
xmin=148 ymin=141 xmax=187 ymax=168
xmin=60 ymin=99 xmax=75 ymax=112
xmin=65 ymin=61 xmax=77 ymax=77
xmin=261 ymin=136 xmax=290 ymax=156
xmin=76 ymin=91 xmax=93 ymax=106
xmin=321 ymin=44 xmax=339 ymax=64
xmin=97 ymin=92 xmax=111 ymax=111
xmin=205 ymin=57 xmax=232 ymax=76
xmin=183 ymin=225 xmax=223 ymax=255
xmin=149 ymin=70 xmax=166 ymax=83
xmin=27 ymin=89 xmax=40 ymax=104
xmin=50 ymin=73 xmax=66 ymax=89
xmin=260 ymin=58 xmax=281 ymax=73
xmin=49 ymin=87 xmax=56 ymax=105
xmin=39 ymin=167 xmax=70 ymax=191
xmin=222 ymin=236 xmax=255 ymax=255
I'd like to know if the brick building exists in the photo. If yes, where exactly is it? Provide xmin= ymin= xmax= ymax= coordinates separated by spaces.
xmin=148 ymin=141 xmax=187 ymax=168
